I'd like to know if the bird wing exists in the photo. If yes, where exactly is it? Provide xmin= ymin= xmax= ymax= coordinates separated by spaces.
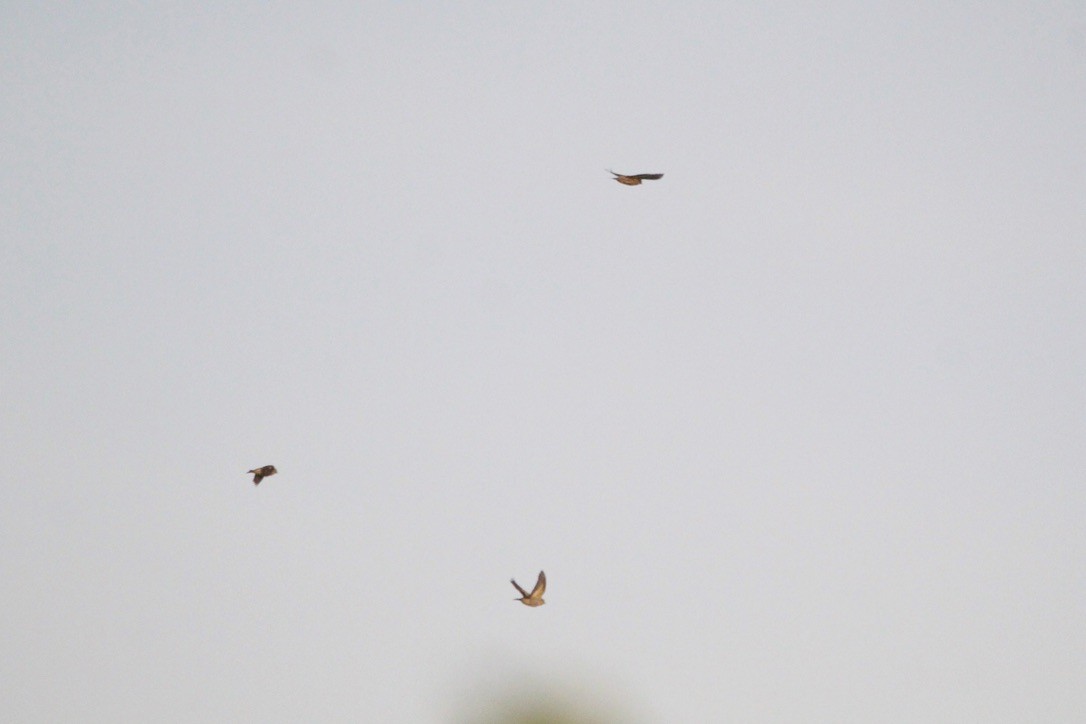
xmin=632 ymin=173 xmax=663 ymax=180
xmin=511 ymin=578 xmax=530 ymax=598
xmin=530 ymin=570 xmax=546 ymax=598
xmin=252 ymin=474 xmax=263 ymax=485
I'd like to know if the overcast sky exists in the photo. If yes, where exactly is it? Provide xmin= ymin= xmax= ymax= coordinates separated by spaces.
xmin=2 ymin=3 xmax=1085 ymax=722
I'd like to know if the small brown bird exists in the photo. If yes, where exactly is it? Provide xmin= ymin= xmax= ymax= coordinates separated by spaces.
xmin=608 ymin=169 xmax=664 ymax=185
xmin=247 ymin=465 xmax=277 ymax=485
xmin=511 ymin=570 xmax=546 ymax=607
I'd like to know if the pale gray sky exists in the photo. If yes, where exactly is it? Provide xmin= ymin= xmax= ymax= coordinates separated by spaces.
xmin=2 ymin=3 xmax=1084 ymax=722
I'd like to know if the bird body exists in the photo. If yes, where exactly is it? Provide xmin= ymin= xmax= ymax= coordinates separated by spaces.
xmin=608 ymin=169 xmax=664 ymax=185
xmin=511 ymin=570 xmax=546 ymax=606
xmin=248 ymin=465 xmax=277 ymax=485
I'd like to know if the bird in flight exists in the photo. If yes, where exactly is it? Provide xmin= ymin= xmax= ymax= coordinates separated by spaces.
xmin=608 ymin=169 xmax=664 ymax=185
xmin=511 ymin=570 xmax=546 ymax=607
xmin=247 ymin=465 xmax=277 ymax=485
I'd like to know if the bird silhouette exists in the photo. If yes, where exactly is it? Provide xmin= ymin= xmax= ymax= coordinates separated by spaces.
xmin=511 ymin=570 xmax=546 ymax=606
xmin=608 ymin=169 xmax=664 ymax=185
xmin=247 ymin=465 xmax=277 ymax=485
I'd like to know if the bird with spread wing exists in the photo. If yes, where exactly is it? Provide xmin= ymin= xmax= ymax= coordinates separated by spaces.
xmin=511 ymin=570 xmax=546 ymax=607
xmin=247 ymin=465 xmax=277 ymax=486
xmin=608 ymin=169 xmax=664 ymax=185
